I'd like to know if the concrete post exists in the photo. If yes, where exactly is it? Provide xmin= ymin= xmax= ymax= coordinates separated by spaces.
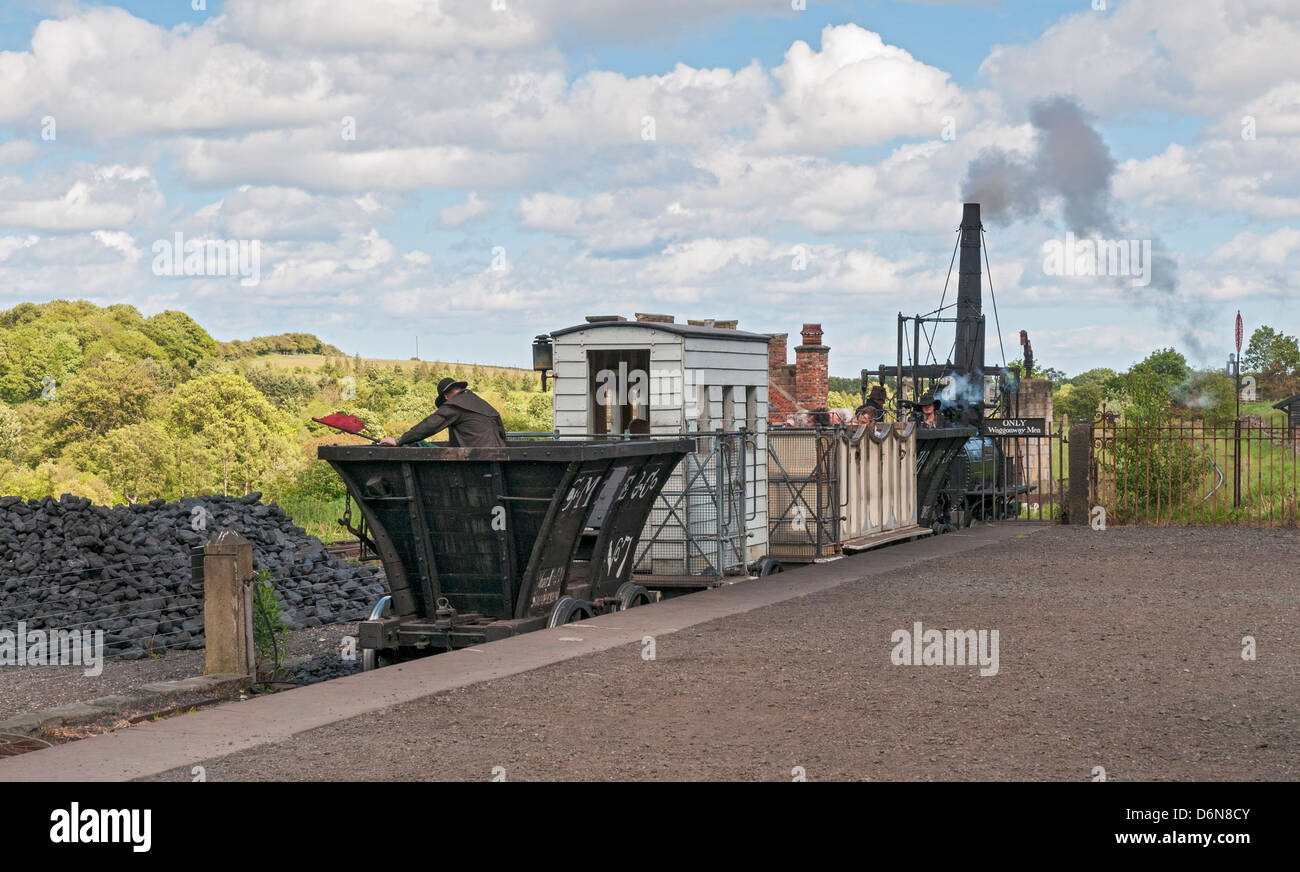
xmin=1068 ymin=423 xmax=1092 ymax=525
xmin=203 ymin=529 xmax=255 ymax=676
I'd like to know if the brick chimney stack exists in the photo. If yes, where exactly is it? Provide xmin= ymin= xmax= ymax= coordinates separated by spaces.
xmin=767 ymin=333 xmax=794 ymax=420
xmin=794 ymin=323 xmax=829 ymax=411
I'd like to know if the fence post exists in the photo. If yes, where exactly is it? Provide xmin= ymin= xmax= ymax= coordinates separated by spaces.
xmin=1068 ymin=424 xmax=1092 ymax=525
xmin=203 ymin=529 xmax=255 ymax=676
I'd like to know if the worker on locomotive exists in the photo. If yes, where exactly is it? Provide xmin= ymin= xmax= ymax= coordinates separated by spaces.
xmin=909 ymin=393 xmax=940 ymax=428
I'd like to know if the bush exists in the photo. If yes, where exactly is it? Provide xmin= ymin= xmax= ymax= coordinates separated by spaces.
xmin=251 ymin=569 xmax=290 ymax=681
xmin=1057 ymin=382 xmax=1102 ymax=424
xmin=1102 ymin=429 xmax=1214 ymax=523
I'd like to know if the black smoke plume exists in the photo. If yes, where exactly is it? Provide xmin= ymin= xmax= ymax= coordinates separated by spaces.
xmin=962 ymin=97 xmax=1205 ymax=360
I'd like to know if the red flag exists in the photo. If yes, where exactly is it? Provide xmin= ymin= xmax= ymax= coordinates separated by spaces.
xmin=312 ymin=413 xmax=367 ymax=434
xmin=1235 ymin=311 xmax=1243 ymax=354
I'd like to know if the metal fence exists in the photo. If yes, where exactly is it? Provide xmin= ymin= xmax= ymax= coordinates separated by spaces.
xmin=508 ymin=430 xmax=761 ymax=584
xmin=963 ymin=426 xmax=1067 ymax=522
xmin=1090 ymin=420 xmax=1300 ymax=525
xmin=766 ymin=426 xmax=840 ymax=561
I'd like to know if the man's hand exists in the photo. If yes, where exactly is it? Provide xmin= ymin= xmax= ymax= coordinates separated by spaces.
xmin=378 ymin=437 xmax=398 ymax=446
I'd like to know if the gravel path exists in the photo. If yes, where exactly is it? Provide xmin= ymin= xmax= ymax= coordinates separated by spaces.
xmin=145 ymin=524 xmax=1300 ymax=781
xmin=0 ymin=624 xmax=361 ymax=721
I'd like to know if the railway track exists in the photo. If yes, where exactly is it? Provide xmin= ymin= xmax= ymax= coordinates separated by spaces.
xmin=322 ymin=539 xmax=377 ymax=562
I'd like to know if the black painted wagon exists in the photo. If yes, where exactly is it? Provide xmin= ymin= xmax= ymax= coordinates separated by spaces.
xmin=318 ymin=439 xmax=693 ymax=668
xmin=914 ymin=426 xmax=979 ymax=530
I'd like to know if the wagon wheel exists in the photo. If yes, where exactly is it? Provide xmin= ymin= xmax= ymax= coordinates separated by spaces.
xmin=362 ymin=648 xmax=398 ymax=671
xmin=614 ymin=582 xmax=653 ymax=611
xmin=547 ymin=596 xmax=594 ymax=628
xmin=756 ymin=557 xmax=783 ymax=577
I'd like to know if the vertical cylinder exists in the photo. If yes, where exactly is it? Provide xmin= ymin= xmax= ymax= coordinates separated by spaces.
xmin=955 ymin=203 xmax=986 ymax=376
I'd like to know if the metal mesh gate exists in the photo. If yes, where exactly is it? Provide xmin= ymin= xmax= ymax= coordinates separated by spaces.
xmin=632 ymin=431 xmax=753 ymax=580
xmin=766 ymin=427 xmax=840 ymax=561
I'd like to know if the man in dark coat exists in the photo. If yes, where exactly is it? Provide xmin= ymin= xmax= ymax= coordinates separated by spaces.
xmin=910 ymin=393 xmax=940 ymax=428
xmin=378 ymin=378 xmax=508 ymax=447
xmin=854 ymin=384 xmax=888 ymax=421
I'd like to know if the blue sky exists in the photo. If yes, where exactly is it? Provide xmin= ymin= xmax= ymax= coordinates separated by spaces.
xmin=0 ymin=0 xmax=1297 ymax=376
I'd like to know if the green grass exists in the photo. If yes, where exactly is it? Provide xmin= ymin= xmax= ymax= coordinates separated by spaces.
xmin=275 ymin=494 xmax=348 ymax=541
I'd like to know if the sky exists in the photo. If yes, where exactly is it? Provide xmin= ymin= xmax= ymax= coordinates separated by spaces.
xmin=0 ymin=0 xmax=1297 ymax=377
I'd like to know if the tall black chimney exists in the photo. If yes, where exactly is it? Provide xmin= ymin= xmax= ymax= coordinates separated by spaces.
xmin=954 ymin=203 xmax=985 ymax=376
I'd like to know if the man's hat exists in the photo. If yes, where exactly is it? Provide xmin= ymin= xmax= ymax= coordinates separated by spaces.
xmin=436 ymin=377 xmax=469 ymax=407
xmin=919 ymin=393 xmax=938 ymax=407
xmin=868 ymin=385 xmax=886 ymax=401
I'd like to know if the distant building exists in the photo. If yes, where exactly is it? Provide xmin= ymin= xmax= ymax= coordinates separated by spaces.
xmin=1273 ymin=394 xmax=1300 ymax=430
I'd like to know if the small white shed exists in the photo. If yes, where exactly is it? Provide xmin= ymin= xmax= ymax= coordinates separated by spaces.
xmin=549 ymin=315 xmax=771 ymax=574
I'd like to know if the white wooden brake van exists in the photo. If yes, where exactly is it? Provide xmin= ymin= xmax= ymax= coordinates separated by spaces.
xmin=549 ymin=315 xmax=771 ymax=577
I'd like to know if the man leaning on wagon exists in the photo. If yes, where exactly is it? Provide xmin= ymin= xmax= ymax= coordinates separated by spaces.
xmin=378 ymin=377 xmax=508 ymax=448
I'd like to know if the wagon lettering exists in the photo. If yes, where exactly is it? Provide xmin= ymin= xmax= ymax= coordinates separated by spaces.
xmin=604 ymin=534 xmax=635 ymax=578
xmin=618 ymin=466 xmax=661 ymax=502
xmin=562 ymin=475 xmax=602 ymax=513
xmin=530 ymin=565 xmax=566 ymax=609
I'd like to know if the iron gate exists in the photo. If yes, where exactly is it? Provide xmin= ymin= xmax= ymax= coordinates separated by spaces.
xmin=1090 ymin=419 xmax=1299 ymax=525
xmin=955 ymin=425 xmax=1067 ymax=522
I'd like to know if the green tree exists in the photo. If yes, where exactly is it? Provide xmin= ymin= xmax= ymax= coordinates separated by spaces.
xmin=1105 ymin=348 xmax=1188 ymax=422
xmin=0 ymin=460 xmax=112 ymax=504
xmin=1243 ymin=325 xmax=1300 ymax=375
xmin=44 ymin=358 xmax=162 ymax=450
xmin=66 ymin=422 xmax=176 ymax=504
xmin=167 ymin=373 xmax=299 ymax=495
xmin=142 ymin=310 xmax=217 ymax=367
xmin=1070 ymin=367 xmax=1117 ymax=389
xmin=0 ymin=325 xmax=83 ymax=403
xmin=0 ymin=401 xmax=21 ymax=460
xmin=1057 ymin=382 xmax=1102 ymax=424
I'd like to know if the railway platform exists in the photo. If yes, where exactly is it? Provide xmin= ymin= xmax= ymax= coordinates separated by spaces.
xmin=5 ymin=521 xmax=1296 ymax=782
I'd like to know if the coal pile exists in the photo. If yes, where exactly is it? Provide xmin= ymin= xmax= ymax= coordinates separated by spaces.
xmin=0 ymin=493 xmax=387 ymax=660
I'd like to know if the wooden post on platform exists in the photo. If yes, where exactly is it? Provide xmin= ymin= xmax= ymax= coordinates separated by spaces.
xmin=203 ymin=529 xmax=255 ymax=676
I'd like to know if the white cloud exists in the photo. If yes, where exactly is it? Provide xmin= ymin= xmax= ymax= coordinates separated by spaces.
xmin=756 ymin=25 xmax=981 ymax=152
xmin=980 ymin=0 xmax=1300 ymax=118
xmin=439 ymin=192 xmax=490 ymax=228
xmin=1209 ymin=227 xmax=1300 ymax=265
xmin=0 ymin=164 xmax=164 ymax=231
xmin=0 ymin=141 xmax=40 ymax=165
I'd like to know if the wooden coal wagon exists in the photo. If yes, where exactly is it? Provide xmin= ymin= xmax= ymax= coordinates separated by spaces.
xmin=319 ymin=439 xmax=692 ymax=668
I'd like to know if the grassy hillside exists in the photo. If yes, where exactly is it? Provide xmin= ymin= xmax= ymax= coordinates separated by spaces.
xmin=0 ymin=300 xmax=552 ymax=537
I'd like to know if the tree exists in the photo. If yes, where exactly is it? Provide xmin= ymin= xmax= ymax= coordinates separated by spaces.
xmin=1057 ymin=382 xmax=1102 ymax=424
xmin=166 ymin=373 xmax=298 ymax=494
xmin=44 ymin=357 xmax=162 ymax=450
xmin=1070 ymin=367 xmax=1117 ymax=389
xmin=0 ymin=324 xmax=83 ymax=404
xmin=1105 ymin=348 xmax=1188 ymax=422
xmin=66 ymin=422 xmax=176 ymax=504
xmin=1243 ymin=325 xmax=1300 ymax=375
xmin=142 ymin=310 xmax=217 ymax=367
xmin=0 ymin=401 xmax=21 ymax=460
